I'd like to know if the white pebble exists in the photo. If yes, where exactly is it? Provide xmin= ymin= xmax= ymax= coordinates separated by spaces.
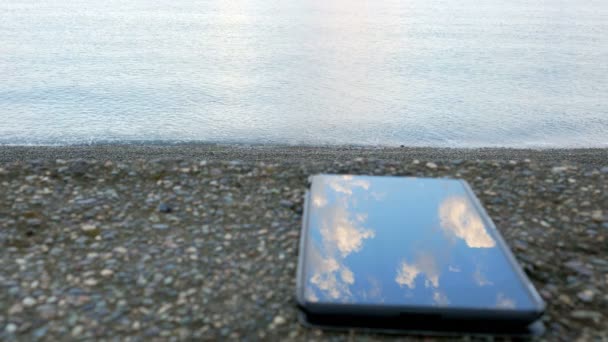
xmin=114 ymin=246 xmax=127 ymax=254
xmin=426 ymin=162 xmax=438 ymax=169
xmin=591 ymin=210 xmax=603 ymax=222
xmin=72 ymin=325 xmax=83 ymax=336
xmin=22 ymin=297 xmax=36 ymax=307
xmin=81 ymin=224 xmax=97 ymax=232
xmin=551 ymin=166 xmax=568 ymax=173
xmin=5 ymin=323 xmax=17 ymax=333
xmin=273 ymin=315 xmax=286 ymax=325
xmin=578 ymin=289 xmax=595 ymax=303
xmin=100 ymin=269 xmax=114 ymax=277
xmin=84 ymin=278 xmax=98 ymax=286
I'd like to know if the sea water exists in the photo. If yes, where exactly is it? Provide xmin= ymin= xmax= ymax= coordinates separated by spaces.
xmin=2 ymin=0 xmax=607 ymax=147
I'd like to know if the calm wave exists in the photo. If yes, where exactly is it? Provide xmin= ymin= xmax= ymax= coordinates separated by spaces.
xmin=2 ymin=0 xmax=607 ymax=147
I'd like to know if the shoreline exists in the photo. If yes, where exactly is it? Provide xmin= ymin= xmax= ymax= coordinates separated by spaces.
xmin=1 ymin=144 xmax=607 ymax=166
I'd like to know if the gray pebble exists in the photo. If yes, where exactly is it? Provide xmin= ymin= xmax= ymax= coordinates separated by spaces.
xmin=279 ymin=200 xmax=293 ymax=208
xmin=571 ymin=310 xmax=603 ymax=323
xmin=564 ymin=260 xmax=593 ymax=277
xmin=158 ymin=203 xmax=172 ymax=213
xmin=26 ymin=218 xmax=42 ymax=227
xmin=32 ymin=325 xmax=49 ymax=339
xmin=37 ymin=304 xmax=57 ymax=320
xmin=77 ymin=198 xmax=98 ymax=206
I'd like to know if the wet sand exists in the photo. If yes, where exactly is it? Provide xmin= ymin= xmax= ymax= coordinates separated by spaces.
xmin=1 ymin=144 xmax=607 ymax=166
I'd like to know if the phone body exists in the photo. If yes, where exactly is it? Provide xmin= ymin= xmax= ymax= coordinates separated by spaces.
xmin=296 ymin=175 xmax=545 ymax=335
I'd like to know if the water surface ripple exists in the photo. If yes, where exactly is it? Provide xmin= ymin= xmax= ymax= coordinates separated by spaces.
xmin=2 ymin=0 xmax=607 ymax=146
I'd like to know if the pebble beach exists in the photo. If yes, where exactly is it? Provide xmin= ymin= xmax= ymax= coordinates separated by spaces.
xmin=0 ymin=145 xmax=607 ymax=341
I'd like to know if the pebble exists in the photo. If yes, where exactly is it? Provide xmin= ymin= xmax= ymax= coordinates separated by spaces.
xmin=551 ymin=166 xmax=569 ymax=173
xmin=153 ymin=224 xmax=169 ymax=230
xmin=37 ymin=304 xmax=57 ymax=320
xmin=114 ymin=246 xmax=128 ymax=254
xmin=577 ymin=289 xmax=595 ymax=303
xmin=77 ymin=198 xmax=97 ymax=206
xmin=84 ymin=278 xmax=98 ymax=286
xmin=564 ymin=260 xmax=593 ymax=277
xmin=81 ymin=224 xmax=97 ymax=232
xmin=158 ymin=203 xmax=172 ymax=213
xmin=22 ymin=296 xmax=37 ymax=307
xmin=279 ymin=200 xmax=293 ymax=208
xmin=426 ymin=162 xmax=437 ymax=169
xmin=27 ymin=218 xmax=42 ymax=227
xmin=273 ymin=315 xmax=286 ymax=325
xmin=558 ymin=294 xmax=573 ymax=306
xmin=591 ymin=210 xmax=603 ymax=222
xmin=33 ymin=326 xmax=49 ymax=339
xmin=5 ymin=323 xmax=17 ymax=333
xmin=72 ymin=325 xmax=84 ymax=336
xmin=100 ymin=269 xmax=114 ymax=277
xmin=571 ymin=310 xmax=603 ymax=323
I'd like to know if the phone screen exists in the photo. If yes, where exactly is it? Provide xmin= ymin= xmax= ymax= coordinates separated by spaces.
xmin=302 ymin=175 xmax=540 ymax=312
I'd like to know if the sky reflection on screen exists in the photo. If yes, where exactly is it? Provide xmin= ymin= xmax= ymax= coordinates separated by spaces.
xmin=303 ymin=175 xmax=536 ymax=311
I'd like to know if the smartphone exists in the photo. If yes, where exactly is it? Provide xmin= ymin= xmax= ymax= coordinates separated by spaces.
xmin=296 ymin=175 xmax=545 ymax=335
